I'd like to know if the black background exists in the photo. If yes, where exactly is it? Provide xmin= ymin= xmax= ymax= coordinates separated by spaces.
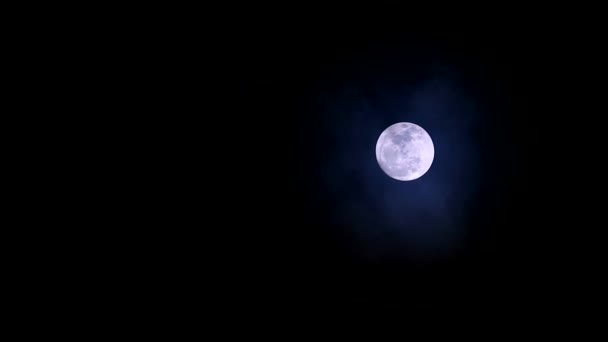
xmin=11 ymin=6 xmax=606 ymax=326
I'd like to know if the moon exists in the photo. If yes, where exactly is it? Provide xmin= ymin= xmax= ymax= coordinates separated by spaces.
xmin=376 ymin=122 xmax=435 ymax=181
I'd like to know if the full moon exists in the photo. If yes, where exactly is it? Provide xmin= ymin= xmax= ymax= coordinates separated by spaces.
xmin=376 ymin=122 xmax=435 ymax=181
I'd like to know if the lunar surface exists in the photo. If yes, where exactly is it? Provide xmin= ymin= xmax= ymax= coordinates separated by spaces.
xmin=376 ymin=122 xmax=435 ymax=181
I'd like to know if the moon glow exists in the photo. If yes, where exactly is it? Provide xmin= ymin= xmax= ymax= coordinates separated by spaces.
xmin=376 ymin=122 xmax=435 ymax=181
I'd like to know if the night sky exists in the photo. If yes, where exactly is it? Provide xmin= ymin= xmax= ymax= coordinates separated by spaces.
xmin=233 ymin=30 xmax=515 ymax=262
xmin=162 ymin=21 xmax=603 ymax=293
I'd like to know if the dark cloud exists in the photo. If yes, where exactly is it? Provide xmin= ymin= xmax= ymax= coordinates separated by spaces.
xmin=312 ymin=70 xmax=487 ymax=261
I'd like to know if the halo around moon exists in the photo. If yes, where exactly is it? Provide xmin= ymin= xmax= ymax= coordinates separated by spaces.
xmin=376 ymin=122 xmax=435 ymax=181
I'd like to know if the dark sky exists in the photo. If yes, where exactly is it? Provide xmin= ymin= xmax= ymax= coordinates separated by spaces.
xmin=162 ymin=20 xmax=603 ymax=293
